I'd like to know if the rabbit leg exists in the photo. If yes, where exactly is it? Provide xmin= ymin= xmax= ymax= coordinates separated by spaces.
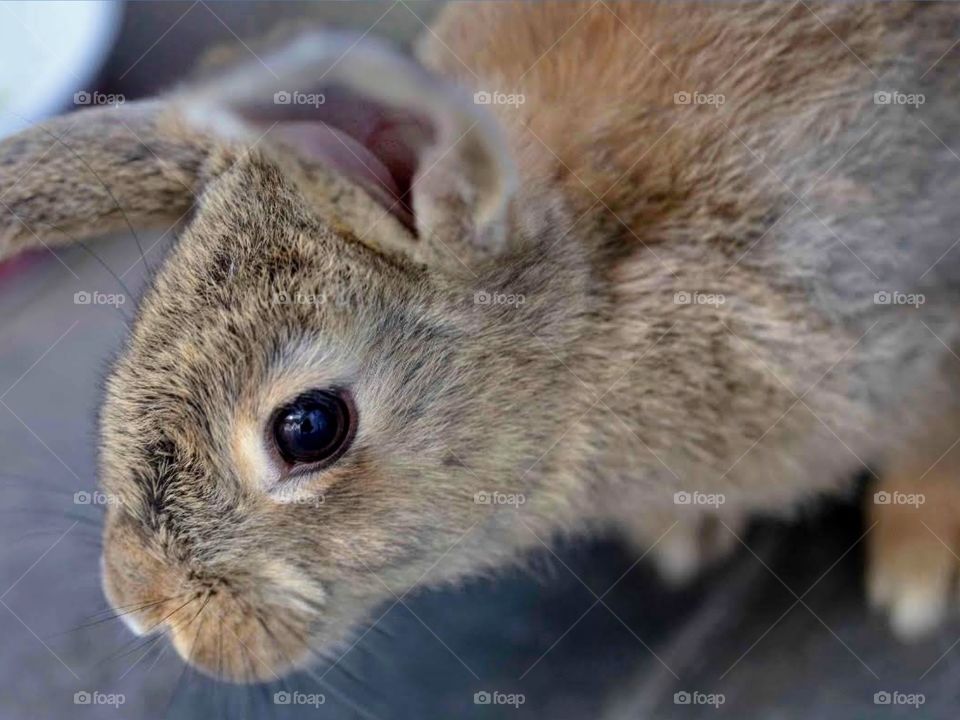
xmin=621 ymin=512 xmax=745 ymax=585
xmin=867 ymin=450 xmax=960 ymax=639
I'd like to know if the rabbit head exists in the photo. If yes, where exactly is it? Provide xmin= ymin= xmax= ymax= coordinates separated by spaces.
xmin=0 ymin=33 xmax=595 ymax=681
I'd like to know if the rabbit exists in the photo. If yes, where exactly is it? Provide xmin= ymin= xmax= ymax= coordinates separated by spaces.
xmin=2 ymin=0 xmax=960 ymax=683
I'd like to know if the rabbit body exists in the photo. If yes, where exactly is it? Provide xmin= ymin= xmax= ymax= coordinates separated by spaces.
xmin=2 ymin=1 xmax=960 ymax=680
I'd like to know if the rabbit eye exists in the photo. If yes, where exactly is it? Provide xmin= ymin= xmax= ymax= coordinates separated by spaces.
xmin=271 ymin=389 xmax=355 ymax=468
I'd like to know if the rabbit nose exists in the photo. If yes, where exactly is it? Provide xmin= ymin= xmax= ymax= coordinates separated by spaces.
xmin=102 ymin=509 xmax=317 ymax=681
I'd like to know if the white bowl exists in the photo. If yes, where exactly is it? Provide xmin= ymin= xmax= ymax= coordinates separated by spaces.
xmin=0 ymin=0 xmax=122 ymax=138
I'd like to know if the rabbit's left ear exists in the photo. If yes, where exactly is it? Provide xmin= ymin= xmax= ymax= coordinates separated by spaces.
xmin=180 ymin=33 xmax=518 ymax=272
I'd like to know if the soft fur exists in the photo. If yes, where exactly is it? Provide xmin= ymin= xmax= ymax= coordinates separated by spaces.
xmin=2 ymin=1 xmax=960 ymax=681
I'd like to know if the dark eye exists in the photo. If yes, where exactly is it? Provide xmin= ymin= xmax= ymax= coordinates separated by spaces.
xmin=271 ymin=389 xmax=355 ymax=468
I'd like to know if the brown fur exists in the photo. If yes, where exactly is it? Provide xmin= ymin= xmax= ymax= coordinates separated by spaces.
xmin=2 ymin=1 xmax=960 ymax=682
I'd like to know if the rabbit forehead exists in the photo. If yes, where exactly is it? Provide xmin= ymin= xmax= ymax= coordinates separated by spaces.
xmin=99 ymin=161 xmax=458 ymax=483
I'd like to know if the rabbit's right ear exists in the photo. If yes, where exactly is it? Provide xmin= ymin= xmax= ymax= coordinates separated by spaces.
xmin=0 ymin=101 xmax=226 ymax=262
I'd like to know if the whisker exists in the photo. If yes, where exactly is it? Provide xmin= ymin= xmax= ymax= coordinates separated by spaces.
xmin=83 ymin=594 xmax=187 ymax=620
xmin=143 ymin=637 xmax=172 ymax=677
xmin=163 ymin=642 xmax=192 ymax=720
xmin=50 ymin=595 xmax=184 ymax=638
xmin=300 ymin=665 xmax=383 ymax=720
xmin=117 ymin=629 xmax=169 ymax=680
xmin=97 ymin=595 xmax=198 ymax=666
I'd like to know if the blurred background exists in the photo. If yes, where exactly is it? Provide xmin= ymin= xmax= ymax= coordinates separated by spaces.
xmin=1 ymin=2 xmax=957 ymax=718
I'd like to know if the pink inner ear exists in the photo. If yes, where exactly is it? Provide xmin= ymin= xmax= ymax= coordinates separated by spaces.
xmin=240 ymin=86 xmax=433 ymax=232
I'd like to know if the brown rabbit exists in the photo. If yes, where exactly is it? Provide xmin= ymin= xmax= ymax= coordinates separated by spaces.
xmin=3 ymin=1 xmax=960 ymax=682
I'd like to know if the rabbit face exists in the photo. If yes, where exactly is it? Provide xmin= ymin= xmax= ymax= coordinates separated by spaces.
xmin=96 ymin=145 xmax=589 ymax=680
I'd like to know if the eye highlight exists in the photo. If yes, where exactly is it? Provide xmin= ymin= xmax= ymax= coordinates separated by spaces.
xmin=270 ymin=389 xmax=355 ymax=471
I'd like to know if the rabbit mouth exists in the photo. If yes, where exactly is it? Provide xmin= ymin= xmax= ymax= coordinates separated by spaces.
xmin=101 ymin=520 xmax=324 ymax=682
xmin=101 ymin=586 xmax=319 ymax=682
xmin=166 ymin=589 xmax=315 ymax=683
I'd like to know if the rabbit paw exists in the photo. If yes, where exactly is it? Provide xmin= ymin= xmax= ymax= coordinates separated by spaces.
xmin=867 ymin=479 xmax=960 ymax=639
xmin=625 ymin=514 xmax=743 ymax=585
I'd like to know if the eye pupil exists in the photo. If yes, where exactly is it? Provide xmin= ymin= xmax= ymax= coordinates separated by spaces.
xmin=272 ymin=390 xmax=354 ymax=466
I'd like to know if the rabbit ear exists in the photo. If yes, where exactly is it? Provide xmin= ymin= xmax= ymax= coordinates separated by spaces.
xmin=180 ymin=32 xmax=519 ymax=273
xmin=0 ymin=102 xmax=219 ymax=263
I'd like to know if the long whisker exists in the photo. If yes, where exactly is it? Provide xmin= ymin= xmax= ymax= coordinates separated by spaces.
xmin=142 ymin=634 xmax=173 ymax=676
xmin=81 ymin=595 xmax=181 ymax=623
xmin=163 ymin=640 xmax=192 ymax=720
xmin=122 ymin=592 xmax=211 ymax=681
xmin=97 ymin=595 xmax=198 ymax=666
xmin=117 ymin=629 xmax=169 ymax=680
xmin=50 ymin=595 xmax=185 ymax=638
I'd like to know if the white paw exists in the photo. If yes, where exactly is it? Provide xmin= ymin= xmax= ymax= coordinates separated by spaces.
xmin=867 ymin=487 xmax=960 ymax=640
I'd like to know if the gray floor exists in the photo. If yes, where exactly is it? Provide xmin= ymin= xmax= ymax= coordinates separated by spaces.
xmin=3 ymin=2 xmax=960 ymax=719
